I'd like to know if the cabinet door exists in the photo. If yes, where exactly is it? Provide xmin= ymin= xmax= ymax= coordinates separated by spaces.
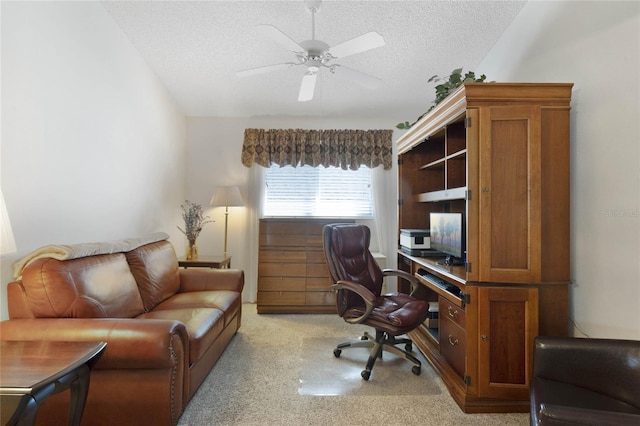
xmin=478 ymin=106 xmax=542 ymax=283
xmin=477 ymin=286 xmax=538 ymax=400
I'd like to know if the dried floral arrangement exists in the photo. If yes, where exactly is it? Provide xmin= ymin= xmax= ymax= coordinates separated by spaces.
xmin=177 ymin=200 xmax=213 ymax=241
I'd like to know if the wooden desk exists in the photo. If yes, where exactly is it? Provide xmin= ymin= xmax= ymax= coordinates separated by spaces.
xmin=178 ymin=255 xmax=231 ymax=269
xmin=0 ymin=341 xmax=106 ymax=426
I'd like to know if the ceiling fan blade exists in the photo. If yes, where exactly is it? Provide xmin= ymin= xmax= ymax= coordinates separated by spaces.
xmin=236 ymin=62 xmax=297 ymax=77
xmin=326 ymin=31 xmax=385 ymax=59
xmin=330 ymin=65 xmax=382 ymax=90
xmin=298 ymin=70 xmax=318 ymax=102
xmin=257 ymin=24 xmax=305 ymax=53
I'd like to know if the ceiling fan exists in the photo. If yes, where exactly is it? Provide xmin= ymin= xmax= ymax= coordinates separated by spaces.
xmin=236 ymin=0 xmax=386 ymax=102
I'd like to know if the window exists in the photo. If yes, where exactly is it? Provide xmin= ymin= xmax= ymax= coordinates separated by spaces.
xmin=264 ymin=165 xmax=373 ymax=217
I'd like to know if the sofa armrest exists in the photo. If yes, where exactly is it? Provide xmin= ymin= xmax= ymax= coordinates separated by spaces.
xmin=0 ymin=318 xmax=188 ymax=370
xmin=178 ymin=268 xmax=244 ymax=293
xmin=539 ymin=403 xmax=640 ymax=426
xmin=533 ymin=336 xmax=640 ymax=407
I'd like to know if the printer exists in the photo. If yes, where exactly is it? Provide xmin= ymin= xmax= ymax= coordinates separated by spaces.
xmin=400 ymin=229 xmax=431 ymax=256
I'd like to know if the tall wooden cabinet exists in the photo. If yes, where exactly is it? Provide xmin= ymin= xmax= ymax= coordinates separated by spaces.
xmin=396 ymin=83 xmax=572 ymax=412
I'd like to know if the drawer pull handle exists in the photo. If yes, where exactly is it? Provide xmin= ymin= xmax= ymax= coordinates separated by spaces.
xmin=447 ymin=306 xmax=458 ymax=318
xmin=448 ymin=335 xmax=459 ymax=346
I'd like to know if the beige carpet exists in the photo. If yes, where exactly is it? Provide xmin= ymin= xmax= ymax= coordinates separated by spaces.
xmin=178 ymin=303 xmax=529 ymax=425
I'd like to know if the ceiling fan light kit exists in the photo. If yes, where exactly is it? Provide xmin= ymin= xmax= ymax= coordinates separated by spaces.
xmin=236 ymin=0 xmax=386 ymax=102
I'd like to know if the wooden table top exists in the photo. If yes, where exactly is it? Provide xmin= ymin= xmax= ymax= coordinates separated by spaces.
xmin=177 ymin=255 xmax=231 ymax=267
xmin=0 ymin=341 xmax=106 ymax=394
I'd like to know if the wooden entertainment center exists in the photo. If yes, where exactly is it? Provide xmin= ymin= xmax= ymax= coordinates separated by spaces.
xmin=396 ymin=83 xmax=573 ymax=412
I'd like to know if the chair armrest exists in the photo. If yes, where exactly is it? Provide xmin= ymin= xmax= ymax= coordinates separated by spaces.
xmin=0 ymin=318 xmax=188 ymax=369
xmin=382 ymin=268 xmax=421 ymax=296
xmin=539 ymin=403 xmax=640 ymax=426
xmin=178 ymin=268 xmax=244 ymax=293
xmin=332 ymin=280 xmax=377 ymax=324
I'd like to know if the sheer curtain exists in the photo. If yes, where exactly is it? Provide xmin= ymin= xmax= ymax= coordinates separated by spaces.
xmin=242 ymin=165 xmax=264 ymax=303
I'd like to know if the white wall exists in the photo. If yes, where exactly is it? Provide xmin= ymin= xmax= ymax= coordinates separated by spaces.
xmin=0 ymin=2 xmax=186 ymax=319
xmin=477 ymin=1 xmax=640 ymax=339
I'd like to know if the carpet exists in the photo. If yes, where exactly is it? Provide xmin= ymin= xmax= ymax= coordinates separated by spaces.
xmin=177 ymin=304 xmax=529 ymax=425
xmin=298 ymin=337 xmax=441 ymax=396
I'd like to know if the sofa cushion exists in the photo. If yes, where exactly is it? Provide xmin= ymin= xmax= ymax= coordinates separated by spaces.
xmin=21 ymin=254 xmax=145 ymax=318
xmin=153 ymin=290 xmax=241 ymax=327
xmin=126 ymin=240 xmax=180 ymax=312
xmin=137 ymin=308 xmax=225 ymax=364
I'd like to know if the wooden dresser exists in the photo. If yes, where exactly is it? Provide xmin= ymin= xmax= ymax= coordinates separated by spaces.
xmin=257 ymin=218 xmax=353 ymax=314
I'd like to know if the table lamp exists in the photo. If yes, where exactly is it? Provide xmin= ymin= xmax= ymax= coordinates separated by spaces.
xmin=1 ymin=189 xmax=17 ymax=255
xmin=210 ymin=186 xmax=244 ymax=256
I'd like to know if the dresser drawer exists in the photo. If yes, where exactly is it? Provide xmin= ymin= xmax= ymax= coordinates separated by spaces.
xmin=260 ymin=221 xmax=307 ymax=235
xmin=258 ymin=262 xmax=306 ymax=277
xmin=259 ymin=234 xmax=307 ymax=246
xmin=440 ymin=296 xmax=466 ymax=329
xmin=440 ymin=315 xmax=466 ymax=378
xmin=258 ymin=277 xmax=303 ymax=292
xmin=306 ymin=277 xmax=332 ymax=291
xmin=306 ymin=250 xmax=326 ymax=263
xmin=306 ymin=262 xmax=329 ymax=278
xmin=259 ymin=250 xmax=306 ymax=263
xmin=305 ymin=291 xmax=336 ymax=306
xmin=257 ymin=291 xmax=305 ymax=306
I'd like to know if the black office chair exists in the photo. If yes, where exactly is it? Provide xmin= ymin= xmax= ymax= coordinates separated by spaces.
xmin=322 ymin=223 xmax=430 ymax=380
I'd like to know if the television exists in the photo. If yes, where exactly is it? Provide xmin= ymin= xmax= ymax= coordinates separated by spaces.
xmin=429 ymin=212 xmax=465 ymax=266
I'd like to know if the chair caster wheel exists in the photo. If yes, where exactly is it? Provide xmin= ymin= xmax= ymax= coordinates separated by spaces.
xmin=405 ymin=342 xmax=412 ymax=352
xmin=333 ymin=349 xmax=342 ymax=358
xmin=361 ymin=370 xmax=371 ymax=380
xmin=412 ymin=366 xmax=421 ymax=376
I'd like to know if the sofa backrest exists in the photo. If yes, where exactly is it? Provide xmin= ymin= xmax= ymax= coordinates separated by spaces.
xmin=125 ymin=240 xmax=180 ymax=312
xmin=21 ymin=253 xmax=145 ymax=318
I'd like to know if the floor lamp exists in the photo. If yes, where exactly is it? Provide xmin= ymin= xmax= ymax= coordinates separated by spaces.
xmin=210 ymin=186 xmax=244 ymax=256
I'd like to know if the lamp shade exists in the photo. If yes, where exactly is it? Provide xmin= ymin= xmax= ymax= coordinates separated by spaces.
xmin=1 ymin=189 xmax=17 ymax=255
xmin=210 ymin=186 xmax=244 ymax=208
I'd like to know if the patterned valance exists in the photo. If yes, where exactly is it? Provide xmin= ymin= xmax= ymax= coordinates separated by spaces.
xmin=241 ymin=128 xmax=393 ymax=170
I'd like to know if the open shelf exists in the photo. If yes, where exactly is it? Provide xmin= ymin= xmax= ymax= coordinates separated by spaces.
xmin=417 ymin=186 xmax=467 ymax=202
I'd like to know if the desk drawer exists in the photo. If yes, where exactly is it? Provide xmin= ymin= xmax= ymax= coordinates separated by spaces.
xmin=440 ymin=296 xmax=466 ymax=329
xmin=440 ymin=315 xmax=466 ymax=378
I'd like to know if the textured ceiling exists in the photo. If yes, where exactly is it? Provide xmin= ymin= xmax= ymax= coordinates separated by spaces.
xmin=102 ymin=1 xmax=526 ymax=119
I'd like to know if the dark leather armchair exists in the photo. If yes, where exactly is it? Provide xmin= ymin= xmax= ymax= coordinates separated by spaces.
xmin=531 ymin=336 xmax=640 ymax=425
xmin=322 ymin=223 xmax=430 ymax=380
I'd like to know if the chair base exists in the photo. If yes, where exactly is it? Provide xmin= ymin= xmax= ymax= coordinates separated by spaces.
xmin=333 ymin=330 xmax=422 ymax=380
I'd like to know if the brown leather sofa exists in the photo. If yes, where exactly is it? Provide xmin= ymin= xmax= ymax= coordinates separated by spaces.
xmin=0 ymin=237 xmax=244 ymax=425
xmin=531 ymin=336 xmax=640 ymax=425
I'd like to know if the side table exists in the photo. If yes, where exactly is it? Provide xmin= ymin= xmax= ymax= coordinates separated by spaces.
xmin=0 ymin=340 xmax=106 ymax=426
xmin=178 ymin=255 xmax=231 ymax=269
